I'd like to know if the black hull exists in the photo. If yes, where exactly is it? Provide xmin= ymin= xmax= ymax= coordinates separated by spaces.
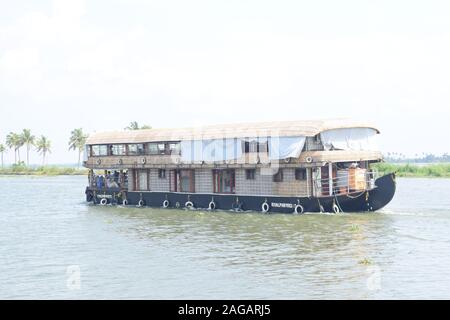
xmin=85 ymin=173 xmax=396 ymax=214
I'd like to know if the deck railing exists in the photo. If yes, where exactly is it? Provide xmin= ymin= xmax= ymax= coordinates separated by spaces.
xmin=313 ymin=169 xmax=378 ymax=197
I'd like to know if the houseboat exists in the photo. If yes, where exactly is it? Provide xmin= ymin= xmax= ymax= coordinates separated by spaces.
xmin=83 ymin=120 xmax=396 ymax=214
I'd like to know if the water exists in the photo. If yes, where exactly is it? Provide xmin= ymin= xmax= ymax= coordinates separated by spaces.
xmin=1 ymin=176 xmax=450 ymax=299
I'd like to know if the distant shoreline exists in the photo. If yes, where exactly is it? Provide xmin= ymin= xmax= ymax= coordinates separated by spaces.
xmin=373 ymin=163 xmax=450 ymax=178
xmin=0 ymin=163 xmax=449 ymax=178
xmin=0 ymin=166 xmax=88 ymax=176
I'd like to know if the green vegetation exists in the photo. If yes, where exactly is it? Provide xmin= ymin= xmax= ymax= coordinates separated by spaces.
xmin=385 ymin=152 xmax=450 ymax=163
xmin=36 ymin=136 xmax=52 ymax=165
xmin=21 ymin=129 xmax=35 ymax=166
xmin=68 ymin=128 xmax=89 ymax=168
xmin=0 ymin=163 xmax=88 ymax=176
xmin=6 ymin=132 xmax=23 ymax=163
xmin=358 ymin=258 xmax=372 ymax=266
xmin=124 ymin=121 xmax=152 ymax=130
xmin=373 ymin=163 xmax=450 ymax=178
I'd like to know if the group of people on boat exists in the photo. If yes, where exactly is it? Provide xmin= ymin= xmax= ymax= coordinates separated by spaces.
xmin=89 ymin=170 xmax=127 ymax=190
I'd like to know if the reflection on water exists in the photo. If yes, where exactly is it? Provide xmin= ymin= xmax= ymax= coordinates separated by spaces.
xmin=0 ymin=176 xmax=449 ymax=299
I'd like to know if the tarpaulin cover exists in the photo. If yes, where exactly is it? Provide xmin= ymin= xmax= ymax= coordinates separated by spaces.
xmin=320 ymin=128 xmax=378 ymax=151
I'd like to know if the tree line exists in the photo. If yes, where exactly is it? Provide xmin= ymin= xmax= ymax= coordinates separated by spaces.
xmin=0 ymin=122 xmax=151 ymax=169
xmin=384 ymin=152 xmax=450 ymax=163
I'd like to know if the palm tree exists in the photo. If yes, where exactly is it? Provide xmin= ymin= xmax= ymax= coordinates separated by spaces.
xmin=21 ymin=129 xmax=35 ymax=166
xmin=125 ymin=121 xmax=152 ymax=130
xmin=0 ymin=144 xmax=5 ymax=168
xmin=69 ymin=128 xmax=88 ymax=168
xmin=36 ymin=136 xmax=51 ymax=166
xmin=125 ymin=121 xmax=139 ymax=130
xmin=6 ymin=134 xmax=15 ymax=163
xmin=6 ymin=132 xmax=22 ymax=164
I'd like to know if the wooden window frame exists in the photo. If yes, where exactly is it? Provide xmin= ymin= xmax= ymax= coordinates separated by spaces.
xmin=295 ymin=168 xmax=307 ymax=181
xmin=213 ymin=169 xmax=235 ymax=194
xmin=242 ymin=140 xmax=269 ymax=154
xmin=127 ymin=144 xmax=145 ymax=156
xmin=158 ymin=169 xmax=166 ymax=179
xmin=178 ymin=169 xmax=195 ymax=193
xmin=91 ymin=145 xmax=108 ymax=157
xmin=245 ymin=169 xmax=256 ymax=180
xmin=110 ymin=144 xmax=126 ymax=156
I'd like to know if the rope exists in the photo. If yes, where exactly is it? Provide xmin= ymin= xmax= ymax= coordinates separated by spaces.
xmin=334 ymin=193 xmax=345 ymax=213
xmin=317 ymin=199 xmax=324 ymax=213
xmin=345 ymin=191 xmax=366 ymax=199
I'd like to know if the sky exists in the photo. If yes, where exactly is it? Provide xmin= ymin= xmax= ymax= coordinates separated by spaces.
xmin=0 ymin=0 xmax=449 ymax=164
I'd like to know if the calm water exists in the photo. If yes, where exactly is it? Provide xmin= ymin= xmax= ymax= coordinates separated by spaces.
xmin=1 ymin=175 xmax=450 ymax=299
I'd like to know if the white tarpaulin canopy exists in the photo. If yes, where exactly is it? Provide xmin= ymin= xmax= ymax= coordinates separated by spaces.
xmin=320 ymin=128 xmax=379 ymax=151
xmin=268 ymin=136 xmax=306 ymax=159
xmin=180 ymin=136 xmax=306 ymax=162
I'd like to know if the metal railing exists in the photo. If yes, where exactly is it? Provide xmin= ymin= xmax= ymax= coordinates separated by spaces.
xmin=313 ymin=169 xmax=378 ymax=197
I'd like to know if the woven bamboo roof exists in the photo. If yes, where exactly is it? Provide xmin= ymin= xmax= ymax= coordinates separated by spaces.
xmin=86 ymin=119 xmax=380 ymax=145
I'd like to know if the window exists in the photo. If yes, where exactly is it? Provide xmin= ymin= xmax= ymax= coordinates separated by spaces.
xmin=168 ymin=169 xmax=195 ymax=192
xmin=169 ymin=142 xmax=180 ymax=155
xmin=148 ymin=142 xmax=171 ymax=155
xmin=213 ymin=169 xmax=235 ymax=193
xmin=273 ymin=169 xmax=283 ymax=182
xmin=111 ymin=144 xmax=126 ymax=156
xmin=157 ymin=143 xmax=166 ymax=154
xmin=91 ymin=145 xmax=108 ymax=156
xmin=295 ymin=168 xmax=307 ymax=180
xmin=128 ymin=144 xmax=145 ymax=155
xmin=148 ymin=143 xmax=159 ymax=155
xmin=246 ymin=169 xmax=256 ymax=180
xmin=158 ymin=169 xmax=166 ymax=179
xmin=243 ymin=140 xmax=269 ymax=154
xmin=258 ymin=142 xmax=268 ymax=153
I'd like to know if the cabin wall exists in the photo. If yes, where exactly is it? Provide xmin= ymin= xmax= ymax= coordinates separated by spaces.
xmin=273 ymin=168 xmax=309 ymax=197
xmin=195 ymin=169 xmax=214 ymax=193
xmin=235 ymin=168 xmax=274 ymax=195
xmin=149 ymin=169 xmax=170 ymax=192
xmin=125 ymin=166 xmax=309 ymax=196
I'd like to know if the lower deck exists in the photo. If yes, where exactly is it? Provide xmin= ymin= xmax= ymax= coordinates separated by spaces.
xmin=86 ymin=173 xmax=396 ymax=214
xmin=89 ymin=161 xmax=377 ymax=199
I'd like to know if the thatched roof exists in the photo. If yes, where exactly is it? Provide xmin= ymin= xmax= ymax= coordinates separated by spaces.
xmin=86 ymin=119 xmax=380 ymax=145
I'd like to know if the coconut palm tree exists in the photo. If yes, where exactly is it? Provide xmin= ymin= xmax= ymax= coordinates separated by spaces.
xmin=125 ymin=121 xmax=139 ymax=130
xmin=36 ymin=136 xmax=51 ymax=166
xmin=6 ymin=133 xmax=16 ymax=164
xmin=0 ymin=144 xmax=5 ymax=168
xmin=125 ymin=121 xmax=152 ymax=130
xmin=21 ymin=129 xmax=35 ymax=166
xmin=6 ymin=132 xmax=22 ymax=164
xmin=69 ymin=128 xmax=88 ymax=168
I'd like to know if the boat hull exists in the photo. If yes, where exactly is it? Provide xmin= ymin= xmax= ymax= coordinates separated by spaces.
xmin=85 ymin=173 xmax=396 ymax=214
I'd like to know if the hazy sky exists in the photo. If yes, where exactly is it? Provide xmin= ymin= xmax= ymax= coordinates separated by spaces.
xmin=1 ymin=0 xmax=449 ymax=164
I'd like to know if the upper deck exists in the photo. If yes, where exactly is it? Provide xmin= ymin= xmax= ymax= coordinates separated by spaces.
xmin=84 ymin=119 xmax=383 ymax=169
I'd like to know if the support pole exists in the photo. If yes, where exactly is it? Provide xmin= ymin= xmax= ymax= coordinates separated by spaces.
xmin=329 ymin=162 xmax=333 ymax=196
